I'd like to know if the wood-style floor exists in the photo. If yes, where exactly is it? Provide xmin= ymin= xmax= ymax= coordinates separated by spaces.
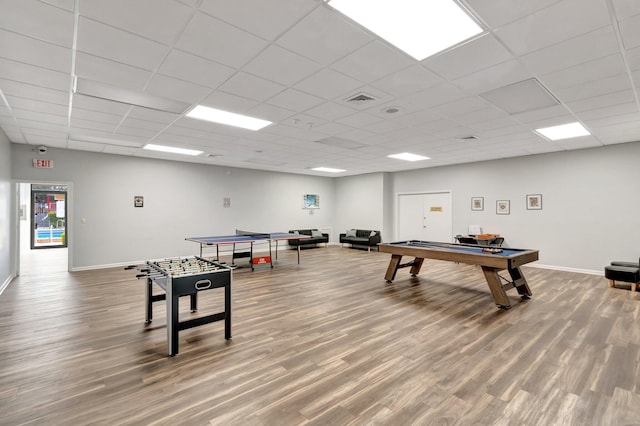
xmin=1 ymin=246 xmax=639 ymax=425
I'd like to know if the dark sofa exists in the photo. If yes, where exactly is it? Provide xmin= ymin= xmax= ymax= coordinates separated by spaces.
xmin=288 ymin=229 xmax=329 ymax=248
xmin=339 ymin=229 xmax=381 ymax=251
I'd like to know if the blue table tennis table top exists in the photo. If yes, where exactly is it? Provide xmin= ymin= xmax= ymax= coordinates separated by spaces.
xmin=186 ymin=232 xmax=308 ymax=245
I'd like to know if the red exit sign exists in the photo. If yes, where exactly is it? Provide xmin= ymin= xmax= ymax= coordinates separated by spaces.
xmin=33 ymin=158 xmax=54 ymax=168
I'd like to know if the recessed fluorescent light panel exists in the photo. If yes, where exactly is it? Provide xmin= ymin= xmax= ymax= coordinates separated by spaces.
xmin=143 ymin=144 xmax=203 ymax=156
xmin=328 ymin=0 xmax=483 ymax=60
xmin=186 ymin=105 xmax=272 ymax=131
xmin=388 ymin=152 xmax=430 ymax=161
xmin=535 ymin=122 xmax=590 ymax=141
xmin=311 ymin=167 xmax=346 ymax=173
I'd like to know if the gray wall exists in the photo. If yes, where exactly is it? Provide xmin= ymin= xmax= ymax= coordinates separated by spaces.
xmin=0 ymin=130 xmax=11 ymax=291
xmin=390 ymin=142 xmax=640 ymax=273
xmin=8 ymin=139 xmax=639 ymax=274
xmin=334 ymin=173 xmax=386 ymax=239
xmin=11 ymin=144 xmax=336 ymax=269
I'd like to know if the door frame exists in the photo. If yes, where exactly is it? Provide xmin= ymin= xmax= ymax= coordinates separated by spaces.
xmin=11 ymin=180 xmax=73 ymax=276
xmin=30 ymin=186 xmax=68 ymax=250
xmin=395 ymin=190 xmax=453 ymax=242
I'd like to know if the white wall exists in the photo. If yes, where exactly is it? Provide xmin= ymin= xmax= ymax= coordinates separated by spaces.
xmin=334 ymin=173 xmax=385 ymax=239
xmin=11 ymin=144 xmax=335 ymax=269
xmin=0 ymin=129 xmax=12 ymax=292
xmin=390 ymin=142 xmax=640 ymax=273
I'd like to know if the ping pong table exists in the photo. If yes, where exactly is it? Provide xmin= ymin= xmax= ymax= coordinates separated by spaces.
xmin=185 ymin=230 xmax=311 ymax=270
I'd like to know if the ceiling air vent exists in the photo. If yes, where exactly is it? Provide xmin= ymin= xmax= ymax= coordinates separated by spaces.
xmin=345 ymin=92 xmax=377 ymax=104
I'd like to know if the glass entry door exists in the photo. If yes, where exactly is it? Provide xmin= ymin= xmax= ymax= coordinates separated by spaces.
xmin=31 ymin=184 xmax=68 ymax=249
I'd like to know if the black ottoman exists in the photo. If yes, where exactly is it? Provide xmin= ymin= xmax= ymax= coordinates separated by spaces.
xmin=611 ymin=261 xmax=640 ymax=268
xmin=604 ymin=265 xmax=639 ymax=292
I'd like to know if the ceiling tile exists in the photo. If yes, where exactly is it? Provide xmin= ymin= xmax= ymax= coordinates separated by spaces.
xmin=494 ymin=0 xmax=611 ymax=56
xmin=276 ymin=5 xmax=373 ymax=65
xmin=75 ymin=53 xmax=152 ymax=90
xmin=618 ymin=12 xmax=640 ymax=50
xmin=176 ymin=12 xmax=268 ymax=68
xmin=0 ymin=29 xmax=71 ymax=73
xmin=266 ymin=88 xmax=324 ymax=113
xmin=244 ymin=44 xmax=319 ymax=86
xmin=331 ymin=41 xmax=415 ymax=83
xmin=424 ymin=34 xmax=513 ymax=81
xmin=612 ymin=0 xmax=640 ymax=20
xmin=294 ymin=68 xmax=363 ymax=100
xmin=0 ymin=58 xmax=70 ymax=91
xmin=465 ymin=0 xmax=562 ymax=29
xmin=157 ymin=49 xmax=235 ymax=89
xmin=0 ymin=0 xmax=74 ymax=46
xmin=145 ymin=73 xmax=210 ymax=105
xmin=80 ymin=0 xmax=193 ymax=45
xmin=217 ymin=72 xmax=285 ymax=103
xmin=200 ymin=0 xmax=318 ymax=41
xmin=77 ymin=17 xmax=169 ymax=71
xmin=538 ymin=54 xmax=627 ymax=92
xmin=520 ymin=26 xmax=620 ymax=76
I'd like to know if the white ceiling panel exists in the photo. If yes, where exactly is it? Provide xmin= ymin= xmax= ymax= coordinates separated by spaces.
xmin=494 ymin=0 xmax=611 ymax=56
xmin=294 ymin=68 xmax=363 ymax=100
xmin=217 ymin=72 xmax=285 ymax=103
xmin=276 ymin=6 xmax=373 ymax=66
xmin=0 ymin=29 xmax=71 ymax=73
xmin=520 ymin=26 xmax=620 ymax=76
xmin=76 ymin=18 xmax=169 ymax=71
xmin=0 ymin=0 xmax=74 ymax=46
xmin=0 ymin=58 xmax=70 ymax=91
xmin=75 ymin=53 xmax=152 ymax=90
xmin=200 ymin=0 xmax=318 ymax=41
xmin=244 ymin=45 xmax=319 ymax=86
xmin=611 ymin=0 xmax=640 ymax=19
xmin=423 ymin=34 xmax=513 ymax=81
xmin=79 ymin=0 xmax=193 ymax=45
xmin=175 ymin=12 xmax=268 ymax=68
xmin=465 ymin=0 xmax=563 ymax=29
xmin=1 ymin=0 xmax=640 ymax=176
xmin=371 ymin=65 xmax=442 ymax=97
xmin=157 ymin=49 xmax=235 ymax=89
xmin=539 ymin=54 xmax=627 ymax=92
xmin=618 ymin=12 xmax=640 ymax=50
xmin=330 ymin=41 xmax=414 ymax=83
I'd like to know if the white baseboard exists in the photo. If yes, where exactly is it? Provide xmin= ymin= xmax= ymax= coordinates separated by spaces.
xmin=0 ymin=274 xmax=14 ymax=296
xmin=528 ymin=263 xmax=603 ymax=276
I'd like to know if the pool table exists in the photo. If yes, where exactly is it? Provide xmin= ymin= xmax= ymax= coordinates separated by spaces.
xmin=378 ymin=240 xmax=539 ymax=309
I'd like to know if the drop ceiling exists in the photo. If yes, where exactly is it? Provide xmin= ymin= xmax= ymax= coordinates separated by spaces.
xmin=1 ymin=0 xmax=639 ymax=177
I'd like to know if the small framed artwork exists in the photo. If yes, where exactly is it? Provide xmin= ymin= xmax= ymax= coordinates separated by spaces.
xmin=302 ymin=194 xmax=320 ymax=209
xmin=496 ymin=200 xmax=510 ymax=215
xmin=526 ymin=194 xmax=542 ymax=210
xmin=134 ymin=195 xmax=144 ymax=208
xmin=471 ymin=197 xmax=484 ymax=211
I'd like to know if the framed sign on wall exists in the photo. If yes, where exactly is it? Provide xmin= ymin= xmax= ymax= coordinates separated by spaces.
xmin=302 ymin=194 xmax=320 ymax=209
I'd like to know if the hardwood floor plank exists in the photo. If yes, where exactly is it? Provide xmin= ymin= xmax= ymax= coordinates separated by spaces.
xmin=1 ymin=246 xmax=639 ymax=425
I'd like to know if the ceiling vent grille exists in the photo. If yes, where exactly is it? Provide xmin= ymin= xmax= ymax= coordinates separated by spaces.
xmin=345 ymin=92 xmax=377 ymax=104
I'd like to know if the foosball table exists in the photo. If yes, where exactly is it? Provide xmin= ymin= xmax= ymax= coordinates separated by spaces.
xmin=129 ymin=256 xmax=232 ymax=356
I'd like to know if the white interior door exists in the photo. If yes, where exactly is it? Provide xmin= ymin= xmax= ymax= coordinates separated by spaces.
xmin=397 ymin=192 xmax=452 ymax=242
xmin=422 ymin=192 xmax=452 ymax=242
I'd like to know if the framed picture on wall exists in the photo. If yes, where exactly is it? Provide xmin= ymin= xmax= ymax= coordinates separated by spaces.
xmin=302 ymin=194 xmax=320 ymax=209
xmin=471 ymin=197 xmax=484 ymax=211
xmin=526 ymin=194 xmax=542 ymax=210
xmin=496 ymin=200 xmax=510 ymax=215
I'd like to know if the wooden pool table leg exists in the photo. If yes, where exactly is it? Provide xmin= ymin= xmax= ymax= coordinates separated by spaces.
xmin=508 ymin=266 xmax=532 ymax=298
xmin=384 ymin=254 xmax=402 ymax=282
xmin=481 ymin=266 xmax=512 ymax=309
xmin=384 ymin=256 xmax=425 ymax=282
